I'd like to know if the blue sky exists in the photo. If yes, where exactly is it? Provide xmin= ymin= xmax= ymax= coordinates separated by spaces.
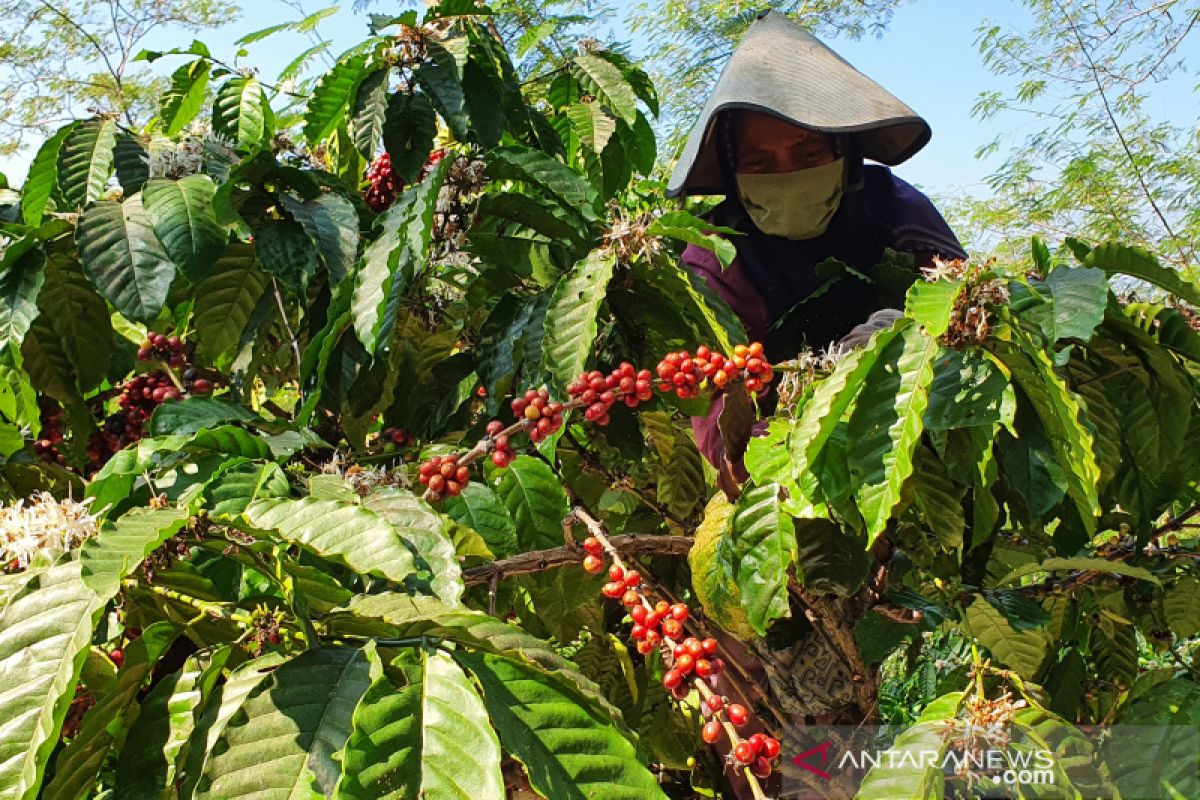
xmin=3 ymin=0 xmax=1196 ymax=198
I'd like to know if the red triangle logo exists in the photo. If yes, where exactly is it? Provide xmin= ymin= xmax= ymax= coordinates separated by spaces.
xmin=790 ymin=740 xmax=833 ymax=780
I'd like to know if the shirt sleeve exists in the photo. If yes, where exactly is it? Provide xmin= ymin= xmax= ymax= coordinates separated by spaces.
xmin=883 ymin=174 xmax=968 ymax=261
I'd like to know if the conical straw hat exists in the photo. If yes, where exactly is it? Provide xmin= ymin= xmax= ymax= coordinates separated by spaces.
xmin=666 ymin=10 xmax=931 ymax=197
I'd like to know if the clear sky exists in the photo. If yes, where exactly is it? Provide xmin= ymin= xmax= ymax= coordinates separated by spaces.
xmin=2 ymin=0 xmax=1195 ymax=200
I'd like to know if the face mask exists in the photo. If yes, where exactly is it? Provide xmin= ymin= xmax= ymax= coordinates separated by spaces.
xmin=735 ymin=158 xmax=845 ymax=240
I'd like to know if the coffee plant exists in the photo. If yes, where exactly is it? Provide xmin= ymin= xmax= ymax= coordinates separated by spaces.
xmin=0 ymin=3 xmax=1198 ymax=799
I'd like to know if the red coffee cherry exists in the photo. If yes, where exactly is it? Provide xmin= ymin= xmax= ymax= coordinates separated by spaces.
xmin=761 ymin=736 xmax=781 ymax=759
xmin=582 ymin=536 xmax=604 ymax=557
xmin=702 ymin=720 xmax=722 ymax=744
xmin=582 ymin=555 xmax=605 ymax=574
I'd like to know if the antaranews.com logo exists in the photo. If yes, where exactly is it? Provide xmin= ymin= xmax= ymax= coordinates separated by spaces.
xmin=779 ymin=723 xmax=1197 ymax=799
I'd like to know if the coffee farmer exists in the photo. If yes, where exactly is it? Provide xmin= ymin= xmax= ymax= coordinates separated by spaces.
xmin=669 ymin=10 xmax=966 ymax=482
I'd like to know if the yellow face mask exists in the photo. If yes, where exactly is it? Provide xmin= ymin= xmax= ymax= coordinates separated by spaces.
xmin=735 ymin=158 xmax=846 ymax=240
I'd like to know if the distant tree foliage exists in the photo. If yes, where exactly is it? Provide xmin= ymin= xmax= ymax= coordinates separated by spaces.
xmin=953 ymin=0 xmax=1200 ymax=271
xmin=0 ymin=0 xmax=238 ymax=156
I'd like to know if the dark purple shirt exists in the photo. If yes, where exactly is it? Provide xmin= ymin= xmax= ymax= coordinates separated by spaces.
xmin=683 ymin=165 xmax=965 ymax=473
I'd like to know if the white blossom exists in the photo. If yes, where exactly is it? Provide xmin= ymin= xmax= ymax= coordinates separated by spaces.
xmin=0 ymin=492 xmax=100 ymax=571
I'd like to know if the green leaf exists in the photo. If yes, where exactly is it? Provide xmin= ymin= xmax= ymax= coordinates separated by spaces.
xmin=494 ymin=455 xmax=569 ymax=552
xmin=540 ymin=250 xmax=615 ymax=394
xmin=142 ymin=176 xmax=226 ymax=279
xmin=160 ymin=59 xmax=211 ymax=136
xmin=641 ymin=411 xmax=704 ymax=519
xmin=904 ymin=278 xmax=962 ymax=337
xmin=1165 ymin=576 xmax=1200 ymax=639
xmin=149 ymin=396 xmax=255 ymax=437
xmin=203 ymin=460 xmax=290 ymax=517
xmin=244 ymin=497 xmax=417 ymax=584
xmin=789 ymin=320 xmax=907 ymax=493
xmin=855 ymin=609 xmax=920 ymax=666
xmin=923 ymin=347 xmax=1008 ymax=430
xmin=362 ymin=487 xmax=463 ymax=606
xmin=646 ymin=210 xmax=738 ymax=269
xmin=1091 ymin=619 xmax=1137 ymax=689
xmin=572 ymin=54 xmax=638 ymax=125
xmin=212 ymin=76 xmax=266 ymax=152
xmin=442 ymin=482 xmax=518 ymax=558
xmin=991 ymin=338 xmax=1101 ymax=534
xmin=80 ymin=507 xmax=189 ymax=598
xmin=416 ymin=40 xmax=469 ymax=140
xmin=21 ymin=121 xmax=77 ymax=226
xmin=21 ymin=313 xmax=84 ymax=404
xmin=351 ymin=163 xmax=446 ymax=352
xmin=304 ymin=51 xmax=370 ymax=146
xmin=280 ymin=191 xmax=358 ymax=286
xmin=113 ymin=647 xmax=232 ymax=800
xmin=192 ymin=244 xmax=269 ymax=366
xmin=484 ymin=146 xmax=598 ymax=221
xmin=1045 ymin=265 xmax=1107 ymax=342
xmin=725 ymin=483 xmax=794 ymax=635
xmin=329 ymin=594 xmax=624 ymax=725
xmin=847 ymin=323 xmax=939 ymax=546
xmin=996 ymin=556 xmax=1158 ymax=586
xmin=112 ymin=134 xmax=149 ymax=194
xmin=56 ymin=117 xmax=117 ymax=210
xmin=911 ymin=445 xmax=966 ymax=549
xmin=177 ymin=654 xmax=285 ymax=800
xmin=382 ymin=90 xmax=437 ymax=183
xmin=0 ymin=246 xmax=45 ymax=353
xmin=619 ymin=113 xmax=657 ymax=175
xmin=856 ymin=721 xmax=947 ymax=799
xmin=76 ymin=196 xmax=175 ymax=322
xmin=961 ymin=595 xmax=1050 ymax=679
xmin=42 ymin=623 xmax=179 ymax=800
xmin=1086 ymin=241 xmax=1200 ymax=306
xmin=567 ymin=101 xmax=616 ymax=152
xmin=349 ymin=67 xmax=390 ymax=157
xmin=0 ymin=562 xmax=104 ymax=800
xmin=687 ymin=493 xmax=754 ymax=640
xmin=793 ymin=517 xmax=870 ymax=596
xmin=334 ymin=649 xmax=504 ymax=800
xmin=984 ymin=590 xmax=1051 ymax=632
xmin=456 ymin=652 xmax=667 ymax=800
xmin=195 ymin=648 xmax=373 ymax=800
xmin=254 ymin=219 xmax=319 ymax=296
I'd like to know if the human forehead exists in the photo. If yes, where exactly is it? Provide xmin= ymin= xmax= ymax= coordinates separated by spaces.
xmin=735 ymin=112 xmax=829 ymax=148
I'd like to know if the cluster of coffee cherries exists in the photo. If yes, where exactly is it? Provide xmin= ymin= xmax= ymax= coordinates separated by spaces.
xmin=485 ymin=420 xmax=515 ymax=468
xmin=654 ymin=342 xmax=774 ymax=398
xmin=420 ymin=148 xmax=447 ymax=180
xmin=136 ymin=332 xmax=189 ymax=368
xmin=34 ymin=397 xmax=66 ymax=465
xmin=378 ymin=427 xmax=410 ymax=451
xmin=418 ymin=454 xmax=470 ymax=500
xmin=567 ymin=363 xmax=654 ymax=425
xmin=511 ymin=388 xmax=564 ymax=444
xmin=581 ymin=535 xmax=782 ymax=781
xmin=364 ymin=153 xmax=401 ymax=212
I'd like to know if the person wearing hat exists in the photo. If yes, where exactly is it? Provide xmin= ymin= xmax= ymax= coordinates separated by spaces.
xmin=671 ymin=10 xmax=967 ymax=483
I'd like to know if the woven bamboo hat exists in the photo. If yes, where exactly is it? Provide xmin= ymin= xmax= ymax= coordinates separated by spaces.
xmin=666 ymin=10 xmax=931 ymax=197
